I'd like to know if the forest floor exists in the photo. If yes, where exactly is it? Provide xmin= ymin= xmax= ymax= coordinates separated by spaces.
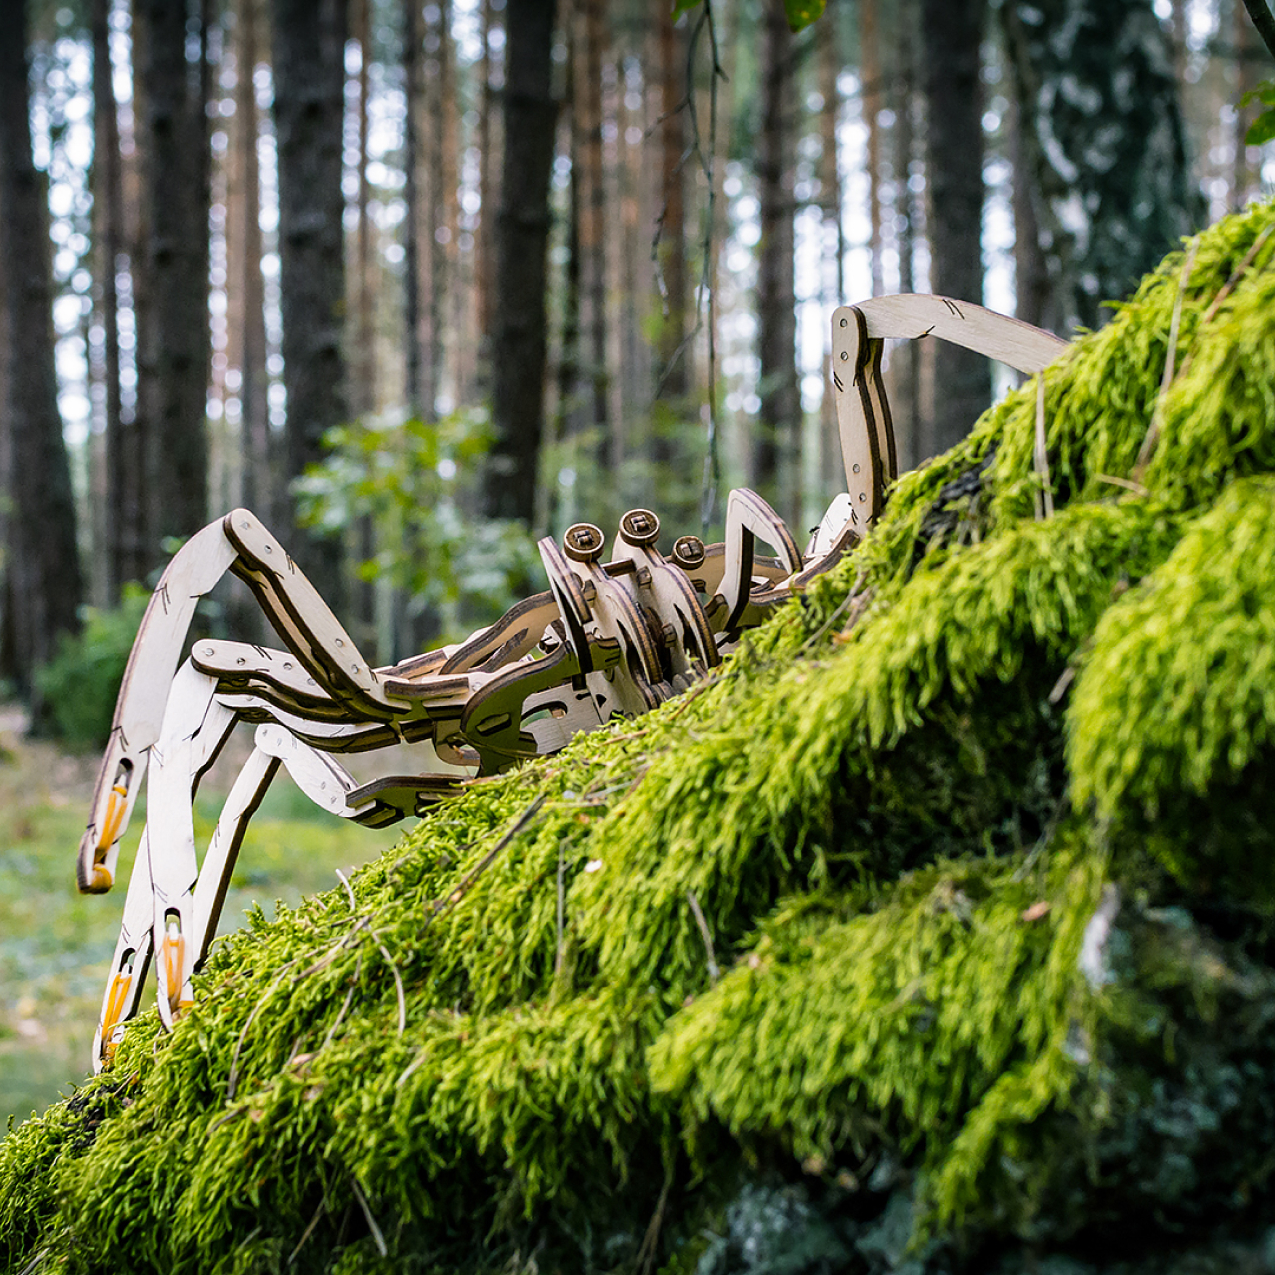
xmin=0 ymin=708 xmax=402 ymax=1134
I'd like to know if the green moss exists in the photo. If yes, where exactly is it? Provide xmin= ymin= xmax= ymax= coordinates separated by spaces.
xmin=1068 ymin=475 xmax=1275 ymax=900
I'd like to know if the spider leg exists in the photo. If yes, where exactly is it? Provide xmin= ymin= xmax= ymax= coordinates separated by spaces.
xmin=90 ymin=826 xmax=156 ymax=1072
xmin=712 ymin=489 xmax=804 ymax=634
xmin=77 ymin=520 xmax=237 ymax=894
xmin=144 ymin=662 xmax=238 ymax=1028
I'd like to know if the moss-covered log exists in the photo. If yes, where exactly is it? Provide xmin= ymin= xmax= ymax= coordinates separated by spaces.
xmin=4 ymin=203 xmax=1275 ymax=1274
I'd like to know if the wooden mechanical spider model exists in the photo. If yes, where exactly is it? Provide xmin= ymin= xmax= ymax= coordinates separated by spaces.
xmin=75 ymin=297 xmax=1065 ymax=1071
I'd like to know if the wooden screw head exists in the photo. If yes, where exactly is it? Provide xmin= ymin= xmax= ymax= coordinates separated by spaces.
xmin=672 ymin=535 xmax=706 ymax=570
xmin=564 ymin=522 xmax=605 ymax=563
xmin=619 ymin=508 xmax=661 ymax=547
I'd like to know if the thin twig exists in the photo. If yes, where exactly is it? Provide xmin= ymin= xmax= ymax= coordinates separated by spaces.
xmin=1033 ymin=377 xmax=1054 ymax=520
xmin=319 ymin=953 xmax=362 ymax=1052
xmin=372 ymin=932 xmax=407 ymax=1035
xmin=635 ymin=1166 xmax=675 ymax=1275
xmin=1093 ymin=472 xmax=1148 ymax=496
xmin=17 ymin=1248 xmax=49 ymax=1275
xmin=555 ymin=839 xmax=567 ymax=975
xmin=418 ymin=795 xmax=547 ymax=937
xmin=287 ymin=1193 xmax=327 ymax=1267
xmin=1134 ymin=239 xmax=1199 ymax=475
xmin=1240 ymin=0 xmax=1275 ymax=58
xmin=686 ymin=890 xmax=720 ymax=983
xmin=334 ymin=867 xmax=357 ymax=912
xmin=1174 ymin=222 xmax=1275 ymax=385
xmin=226 ymin=959 xmax=300 ymax=1100
xmin=349 ymin=1178 xmax=388 ymax=1258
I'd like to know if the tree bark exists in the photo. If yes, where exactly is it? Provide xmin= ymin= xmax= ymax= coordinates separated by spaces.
xmin=232 ymin=0 xmax=271 ymax=524
xmin=654 ymin=4 xmax=687 ymax=415
xmin=403 ymin=0 xmax=424 ymax=416
xmin=137 ymin=0 xmax=211 ymax=556
xmin=271 ymin=0 xmax=349 ymax=606
xmin=861 ymin=0 xmax=885 ymax=296
xmin=484 ymin=0 xmax=557 ymax=526
xmin=755 ymin=0 xmax=799 ymax=520
xmin=1001 ymin=0 xmax=1197 ymax=334
xmin=889 ymin=0 xmax=925 ymax=472
xmin=93 ymin=0 xmax=126 ymax=601
xmin=922 ymin=0 xmax=990 ymax=455
xmin=0 ymin=10 xmax=83 ymax=700
xmin=475 ymin=0 xmax=501 ymax=381
xmin=574 ymin=0 xmax=609 ymax=471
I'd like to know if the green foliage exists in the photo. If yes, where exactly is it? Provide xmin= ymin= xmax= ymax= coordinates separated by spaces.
xmin=31 ymin=585 xmax=149 ymax=748
xmin=1242 ymin=80 xmax=1275 ymax=146
xmin=294 ymin=408 xmax=540 ymax=634
xmin=5 ymin=203 xmax=1275 ymax=1272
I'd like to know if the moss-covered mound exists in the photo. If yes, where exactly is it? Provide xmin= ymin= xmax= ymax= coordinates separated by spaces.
xmin=5 ymin=203 xmax=1275 ymax=1275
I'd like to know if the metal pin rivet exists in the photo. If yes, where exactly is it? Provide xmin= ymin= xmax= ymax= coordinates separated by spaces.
xmin=839 ymin=351 xmax=848 ymax=360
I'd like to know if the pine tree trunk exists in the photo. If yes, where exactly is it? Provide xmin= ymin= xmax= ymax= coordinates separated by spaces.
xmin=137 ymin=0 xmax=211 ymax=557
xmin=403 ymin=0 xmax=423 ymax=416
xmin=475 ymin=0 xmax=500 ymax=382
xmin=755 ymin=0 xmax=799 ymax=521
xmin=922 ymin=0 xmax=989 ymax=454
xmin=120 ymin=2 xmax=150 ymax=588
xmin=654 ymin=3 xmax=687 ymax=427
xmin=93 ymin=0 xmax=126 ymax=602
xmin=484 ymin=0 xmax=557 ymax=525
xmin=1001 ymin=0 xmax=1197 ymax=333
xmin=572 ymin=0 xmax=609 ymax=480
xmin=234 ymin=0 xmax=271 ymax=524
xmin=889 ymin=0 xmax=925 ymax=472
xmin=818 ymin=9 xmax=845 ymax=507
xmin=861 ymin=0 xmax=885 ymax=296
xmin=0 ymin=11 xmax=83 ymax=700
xmin=271 ymin=0 xmax=349 ymax=606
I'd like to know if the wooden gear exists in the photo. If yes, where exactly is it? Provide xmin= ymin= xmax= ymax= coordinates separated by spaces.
xmin=77 ymin=297 xmax=1066 ymax=1070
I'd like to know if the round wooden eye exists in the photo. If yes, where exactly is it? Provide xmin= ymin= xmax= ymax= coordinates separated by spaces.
xmin=672 ymin=535 xmax=706 ymax=570
xmin=563 ymin=522 xmax=605 ymax=563
xmin=618 ymin=508 xmax=661 ymax=548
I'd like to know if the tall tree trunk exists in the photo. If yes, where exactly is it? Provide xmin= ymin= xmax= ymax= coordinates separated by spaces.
xmin=351 ymin=0 xmax=376 ymax=658
xmin=271 ymin=0 xmax=349 ymax=606
xmin=0 ymin=9 xmax=83 ymax=703
xmin=484 ymin=0 xmax=557 ymax=526
xmin=353 ymin=0 xmax=374 ymax=417
xmin=1001 ymin=0 xmax=1197 ymax=334
xmin=922 ymin=0 xmax=989 ymax=454
xmin=890 ymin=0 xmax=926 ymax=472
xmin=93 ymin=0 xmax=126 ymax=601
xmin=861 ymin=0 xmax=885 ymax=295
xmin=233 ymin=0 xmax=271 ymax=524
xmin=403 ymin=0 xmax=423 ymax=416
xmin=138 ymin=0 xmax=211 ymax=556
xmin=438 ymin=0 xmax=461 ymax=406
xmin=475 ymin=0 xmax=501 ymax=382
xmin=755 ymin=0 xmax=799 ymax=520
xmin=653 ymin=3 xmax=687 ymax=429
xmin=1008 ymin=71 xmax=1052 ymax=330
xmin=574 ymin=0 xmax=609 ymax=473
xmin=818 ymin=7 xmax=846 ymax=506
xmin=120 ymin=0 xmax=151 ymax=587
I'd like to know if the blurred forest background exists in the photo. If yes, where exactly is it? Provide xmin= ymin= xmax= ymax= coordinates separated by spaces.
xmin=0 ymin=0 xmax=1273 ymax=735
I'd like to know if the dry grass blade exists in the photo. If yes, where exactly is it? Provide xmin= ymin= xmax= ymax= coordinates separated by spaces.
xmin=1135 ymin=239 xmax=1200 ymax=475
